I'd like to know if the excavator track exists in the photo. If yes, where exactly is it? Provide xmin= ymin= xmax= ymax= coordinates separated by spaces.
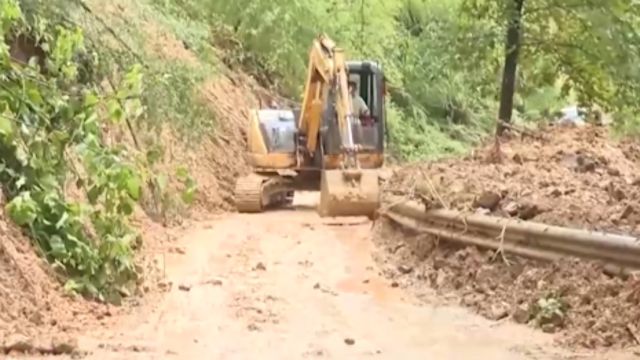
xmin=234 ymin=174 xmax=265 ymax=213
xmin=234 ymin=174 xmax=294 ymax=213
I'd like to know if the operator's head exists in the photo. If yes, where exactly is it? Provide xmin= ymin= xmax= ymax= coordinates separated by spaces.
xmin=348 ymin=80 xmax=357 ymax=95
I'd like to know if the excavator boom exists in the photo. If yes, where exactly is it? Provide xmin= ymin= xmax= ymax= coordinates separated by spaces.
xmin=297 ymin=35 xmax=355 ymax=154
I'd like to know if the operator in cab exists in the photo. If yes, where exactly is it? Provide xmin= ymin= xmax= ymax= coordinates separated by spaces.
xmin=348 ymin=80 xmax=370 ymax=118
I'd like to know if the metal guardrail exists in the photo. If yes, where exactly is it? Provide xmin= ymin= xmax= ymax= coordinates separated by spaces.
xmin=383 ymin=201 xmax=640 ymax=276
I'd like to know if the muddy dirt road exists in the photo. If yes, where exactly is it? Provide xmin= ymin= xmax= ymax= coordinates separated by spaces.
xmin=40 ymin=193 xmax=634 ymax=359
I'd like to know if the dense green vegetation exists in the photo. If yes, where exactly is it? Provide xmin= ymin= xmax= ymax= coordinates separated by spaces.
xmin=0 ymin=0 xmax=197 ymax=302
xmin=155 ymin=0 xmax=640 ymax=158
xmin=0 ymin=0 xmax=143 ymax=301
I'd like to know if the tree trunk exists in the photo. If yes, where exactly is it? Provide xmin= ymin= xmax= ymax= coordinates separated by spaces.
xmin=497 ymin=0 xmax=525 ymax=135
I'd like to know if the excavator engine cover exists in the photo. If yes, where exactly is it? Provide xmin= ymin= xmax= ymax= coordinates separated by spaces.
xmin=318 ymin=168 xmax=380 ymax=218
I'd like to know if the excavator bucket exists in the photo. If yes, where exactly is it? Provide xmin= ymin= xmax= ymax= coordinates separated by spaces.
xmin=318 ymin=168 xmax=380 ymax=218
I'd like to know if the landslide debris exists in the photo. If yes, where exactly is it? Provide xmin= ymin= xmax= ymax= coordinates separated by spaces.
xmin=388 ymin=124 xmax=640 ymax=235
xmin=377 ymin=124 xmax=640 ymax=349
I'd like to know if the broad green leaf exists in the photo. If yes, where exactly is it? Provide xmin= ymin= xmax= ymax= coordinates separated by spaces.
xmin=0 ymin=115 xmax=13 ymax=136
xmin=49 ymin=235 xmax=66 ymax=257
xmin=87 ymin=185 xmax=102 ymax=204
xmin=175 ymin=166 xmax=189 ymax=180
xmin=6 ymin=193 xmax=37 ymax=226
xmin=125 ymin=176 xmax=141 ymax=201
xmin=107 ymin=99 xmax=124 ymax=124
xmin=117 ymin=201 xmax=134 ymax=216
xmin=55 ymin=212 xmax=69 ymax=229
xmin=26 ymin=87 xmax=43 ymax=105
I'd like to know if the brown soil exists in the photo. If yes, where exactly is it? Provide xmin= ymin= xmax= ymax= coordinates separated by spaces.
xmin=0 ymin=191 xmax=125 ymax=355
xmin=389 ymin=124 xmax=640 ymax=235
xmin=377 ymin=124 xmax=640 ymax=350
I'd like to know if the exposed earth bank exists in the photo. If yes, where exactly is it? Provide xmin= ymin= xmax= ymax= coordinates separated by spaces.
xmin=376 ymin=124 xmax=640 ymax=350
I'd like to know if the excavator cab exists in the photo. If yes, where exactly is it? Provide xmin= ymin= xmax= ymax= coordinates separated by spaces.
xmin=346 ymin=61 xmax=386 ymax=153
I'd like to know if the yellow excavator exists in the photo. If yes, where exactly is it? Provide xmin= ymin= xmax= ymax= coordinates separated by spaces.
xmin=233 ymin=34 xmax=386 ymax=217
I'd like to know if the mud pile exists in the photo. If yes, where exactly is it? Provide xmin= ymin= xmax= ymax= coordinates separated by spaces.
xmin=378 ymin=124 xmax=640 ymax=349
xmin=389 ymin=124 xmax=640 ymax=235
xmin=0 ymin=194 xmax=115 ymax=355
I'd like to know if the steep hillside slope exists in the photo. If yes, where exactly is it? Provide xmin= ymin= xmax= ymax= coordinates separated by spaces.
xmin=81 ymin=0 xmax=269 ymax=217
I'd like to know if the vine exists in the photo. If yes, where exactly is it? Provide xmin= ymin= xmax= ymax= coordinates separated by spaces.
xmin=0 ymin=0 xmax=145 ymax=302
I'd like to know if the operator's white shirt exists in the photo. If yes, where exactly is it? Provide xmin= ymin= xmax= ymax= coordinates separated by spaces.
xmin=352 ymin=95 xmax=369 ymax=116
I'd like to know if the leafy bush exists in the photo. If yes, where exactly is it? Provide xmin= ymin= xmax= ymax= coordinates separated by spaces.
xmin=0 ymin=0 xmax=146 ymax=301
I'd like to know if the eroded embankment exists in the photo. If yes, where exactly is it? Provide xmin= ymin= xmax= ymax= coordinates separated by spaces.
xmin=375 ymin=124 xmax=640 ymax=349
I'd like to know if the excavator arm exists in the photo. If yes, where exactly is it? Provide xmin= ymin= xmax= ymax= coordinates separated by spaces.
xmin=297 ymin=34 xmax=356 ymax=157
xmin=296 ymin=34 xmax=380 ymax=218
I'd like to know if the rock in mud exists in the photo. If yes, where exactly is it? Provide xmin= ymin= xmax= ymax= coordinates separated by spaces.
xmin=473 ymin=191 xmax=501 ymax=211
xmin=203 ymin=279 xmax=223 ymax=286
xmin=502 ymin=201 xmax=519 ymax=216
xmin=607 ymin=167 xmax=621 ymax=176
xmin=488 ymin=302 xmax=509 ymax=321
xmin=158 ymin=280 xmax=172 ymax=291
xmin=397 ymin=265 xmax=413 ymax=275
xmin=605 ymin=182 xmax=626 ymax=201
xmin=461 ymin=293 xmax=484 ymax=307
xmin=254 ymin=262 xmax=267 ymax=271
xmin=576 ymin=155 xmax=597 ymax=173
xmin=548 ymin=188 xmax=562 ymax=198
xmin=512 ymin=153 xmax=524 ymax=165
xmin=517 ymin=203 xmax=543 ymax=220
xmin=512 ymin=304 xmax=531 ymax=324
xmin=28 ymin=311 xmax=44 ymax=326
xmin=2 ymin=334 xmax=33 ymax=353
xmin=178 ymin=284 xmax=191 ymax=292
xmin=51 ymin=337 xmax=78 ymax=355
xmin=541 ymin=323 xmax=558 ymax=333
xmin=621 ymin=205 xmax=635 ymax=220
xmin=344 ymin=338 xmax=356 ymax=346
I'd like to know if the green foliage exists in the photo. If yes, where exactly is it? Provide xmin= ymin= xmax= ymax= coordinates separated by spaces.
xmin=53 ymin=0 xmax=218 ymax=144
xmin=463 ymin=0 xmax=640 ymax=118
xmin=532 ymin=295 xmax=568 ymax=329
xmin=0 ymin=0 xmax=151 ymax=301
xmin=150 ymin=0 xmax=492 ymax=159
xmin=27 ymin=0 xmax=205 ymax=223
xmin=140 ymin=60 xmax=213 ymax=141
xmin=151 ymin=0 xmax=640 ymax=157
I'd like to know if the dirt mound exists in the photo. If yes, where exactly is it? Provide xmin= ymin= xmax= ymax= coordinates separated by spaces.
xmin=375 ymin=222 xmax=640 ymax=349
xmin=0 ymin=195 xmax=121 ymax=355
xmin=377 ymin=124 xmax=640 ymax=349
xmin=389 ymin=125 xmax=640 ymax=235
